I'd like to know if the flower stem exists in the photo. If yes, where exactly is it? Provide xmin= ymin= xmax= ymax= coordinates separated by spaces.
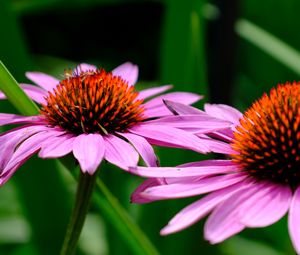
xmin=60 ymin=170 xmax=97 ymax=255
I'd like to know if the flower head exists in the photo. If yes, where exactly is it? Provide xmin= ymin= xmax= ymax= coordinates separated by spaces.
xmin=0 ymin=62 xmax=223 ymax=185
xmin=131 ymin=82 xmax=300 ymax=253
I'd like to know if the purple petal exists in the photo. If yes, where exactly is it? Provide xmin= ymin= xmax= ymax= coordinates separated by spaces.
xmin=131 ymin=178 xmax=161 ymax=204
xmin=239 ymin=183 xmax=291 ymax=227
xmin=0 ymin=113 xmax=44 ymax=126
xmin=164 ymin=100 xmax=204 ymax=115
xmin=130 ymin=124 xmax=210 ymax=153
xmin=76 ymin=63 xmax=97 ymax=72
xmin=204 ymin=103 xmax=243 ymax=125
xmin=39 ymin=134 xmax=75 ymax=158
xmin=112 ymin=62 xmax=138 ymax=86
xmin=204 ymin=185 xmax=259 ymax=243
xmin=160 ymin=181 xmax=249 ymax=235
xmin=146 ymin=115 xmax=232 ymax=133
xmin=73 ymin=134 xmax=105 ymax=174
xmin=20 ymin=84 xmax=47 ymax=104
xmin=289 ymin=186 xmax=300 ymax=255
xmin=197 ymin=135 xmax=236 ymax=154
xmin=26 ymin=72 xmax=59 ymax=91
xmin=129 ymin=160 xmax=238 ymax=178
xmin=141 ymin=173 xmax=246 ymax=200
xmin=118 ymin=132 xmax=158 ymax=167
xmin=143 ymin=92 xmax=202 ymax=118
xmin=103 ymin=134 xmax=139 ymax=169
xmin=137 ymin=85 xmax=172 ymax=100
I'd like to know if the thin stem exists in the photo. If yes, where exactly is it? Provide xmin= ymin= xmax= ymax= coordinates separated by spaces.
xmin=60 ymin=170 xmax=97 ymax=255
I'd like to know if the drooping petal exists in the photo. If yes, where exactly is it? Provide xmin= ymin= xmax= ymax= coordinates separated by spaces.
xmin=129 ymin=160 xmax=238 ymax=178
xmin=289 ymin=186 xmax=300 ymax=255
xmin=20 ymin=84 xmax=47 ymax=104
xmin=143 ymin=92 xmax=202 ymax=118
xmin=0 ymin=113 xmax=44 ymax=126
xmin=204 ymin=103 xmax=243 ymax=124
xmin=112 ymin=62 xmax=138 ymax=86
xmin=39 ymin=134 xmax=75 ymax=158
xmin=73 ymin=134 xmax=105 ymax=174
xmin=25 ymin=72 xmax=59 ymax=91
xmin=160 ymin=181 xmax=249 ymax=235
xmin=164 ymin=100 xmax=204 ymax=115
xmin=239 ymin=183 xmax=291 ymax=227
xmin=103 ymin=134 xmax=139 ymax=169
xmin=137 ymin=85 xmax=172 ymax=100
xmin=76 ymin=63 xmax=97 ymax=72
xmin=197 ymin=135 xmax=237 ymax=154
xmin=140 ymin=173 xmax=246 ymax=200
xmin=129 ymin=124 xmax=210 ymax=153
xmin=118 ymin=132 xmax=158 ymax=167
xmin=131 ymin=178 xmax=162 ymax=204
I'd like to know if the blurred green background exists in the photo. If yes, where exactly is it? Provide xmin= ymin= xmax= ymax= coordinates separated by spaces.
xmin=0 ymin=0 xmax=299 ymax=254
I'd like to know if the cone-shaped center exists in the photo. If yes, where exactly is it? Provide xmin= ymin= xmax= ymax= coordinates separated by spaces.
xmin=41 ymin=69 xmax=145 ymax=135
xmin=231 ymin=82 xmax=300 ymax=188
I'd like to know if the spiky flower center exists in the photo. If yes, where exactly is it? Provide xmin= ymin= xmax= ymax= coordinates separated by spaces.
xmin=231 ymin=82 xmax=300 ymax=188
xmin=41 ymin=69 xmax=145 ymax=135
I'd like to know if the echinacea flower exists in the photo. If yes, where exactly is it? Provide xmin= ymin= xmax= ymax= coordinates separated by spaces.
xmin=0 ymin=62 xmax=228 ymax=185
xmin=131 ymin=82 xmax=300 ymax=253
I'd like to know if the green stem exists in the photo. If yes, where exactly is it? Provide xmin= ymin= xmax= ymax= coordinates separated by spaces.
xmin=60 ymin=170 xmax=98 ymax=255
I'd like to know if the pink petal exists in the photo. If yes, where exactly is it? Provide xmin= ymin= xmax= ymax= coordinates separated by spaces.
xmin=103 ymin=134 xmax=139 ymax=169
xmin=204 ymin=103 xmax=243 ymax=124
xmin=112 ymin=62 xmax=138 ymax=86
xmin=164 ymin=100 xmax=204 ymax=115
xmin=25 ymin=72 xmax=59 ymax=91
xmin=0 ymin=113 xmax=44 ymax=126
xmin=289 ymin=186 xmax=300 ymax=255
xmin=204 ymin=185 xmax=258 ymax=243
xmin=197 ymin=135 xmax=236 ymax=154
xmin=20 ymin=84 xmax=47 ymax=104
xmin=146 ymin=115 xmax=231 ymax=133
xmin=137 ymin=85 xmax=172 ymax=100
xmin=73 ymin=134 xmax=105 ymax=175
xmin=129 ymin=124 xmax=210 ymax=153
xmin=118 ymin=132 xmax=158 ymax=167
xmin=76 ymin=63 xmax=97 ymax=72
xmin=143 ymin=92 xmax=202 ymax=118
xmin=239 ymin=183 xmax=291 ymax=227
xmin=39 ymin=134 xmax=75 ymax=158
xmin=141 ymin=173 xmax=246 ymax=200
xmin=129 ymin=160 xmax=238 ymax=178
xmin=131 ymin=178 xmax=161 ymax=204
xmin=160 ymin=181 xmax=249 ymax=235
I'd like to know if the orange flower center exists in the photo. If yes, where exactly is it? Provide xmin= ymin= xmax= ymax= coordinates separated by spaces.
xmin=231 ymin=82 xmax=300 ymax=187
xmin=41 ymin=69 xmax=145 ymax=135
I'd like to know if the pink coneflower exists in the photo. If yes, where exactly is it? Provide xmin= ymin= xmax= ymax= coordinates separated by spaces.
xmin=0 ymin=62 xmax=228 ymax=185
xmin=131 ymin=82 xmax=300 ymax=253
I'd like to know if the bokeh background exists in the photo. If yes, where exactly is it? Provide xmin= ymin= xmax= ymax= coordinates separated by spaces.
xmin=0 ymin=0 xmax=299 ymax=254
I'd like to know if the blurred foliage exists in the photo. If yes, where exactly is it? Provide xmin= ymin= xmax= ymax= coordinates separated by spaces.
xmin=0 ymin=0 xmax=299 ymax=254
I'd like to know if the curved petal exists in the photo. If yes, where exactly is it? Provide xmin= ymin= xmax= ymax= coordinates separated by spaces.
xmin=75 ymin=63 xmax=97 ymax=72
xmin=160 ymin=181 xmax=249 ymax=235
xmin=19 ymin=84 xmax=47 ymax=104
xmin=129 ymin=124 xmax=210 ymax=153
xmin=239 ymin=183 xmax=291 ymax=227
xmin=143 ymin=92 xmax=202 ymax=118
xmin=131 ymin=178 xmax=161 ymax=204
xmin=112 ymin=62 xmax=138 ymax=86
xmin=26 ymin=72 xmax=59 ymax=91
xmin=129 ymin=160 xmax=238 ymax=178
xmin=103 ymin=134 xmax=139 ymax=169
xmin=39 ymin=134 xmax=75 ymax=158
xmin=289 ymin=186 xmax=300 ymax=255
xmin=141 ymin=174 xmax=246 ymax=200
xmin=164 ymin=100 xmax=204 ymax=115
xmin=137 ymin=85 xmax=172 ymax=100
xmin=204 ymin=104 xmax=243 ymax=125
xmin=73 ymin=134 xmax=105 ymax=174
xmin=118 ymin=132 xmax=158 ymax=167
